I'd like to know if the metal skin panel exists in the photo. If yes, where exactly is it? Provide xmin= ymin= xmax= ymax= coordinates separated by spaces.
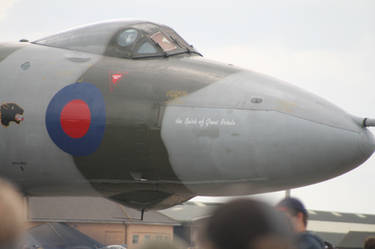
xmin=0 ymin=43 xmax=26 ymax=62
xmin=0 ymin=43 xmax=101 ymax=195
xmin=0 ymin=20 xmax=374 ymax=210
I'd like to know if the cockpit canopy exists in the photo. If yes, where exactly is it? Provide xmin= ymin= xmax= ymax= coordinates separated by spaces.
xmin=33 ymin=20 xmax=201 ymax=59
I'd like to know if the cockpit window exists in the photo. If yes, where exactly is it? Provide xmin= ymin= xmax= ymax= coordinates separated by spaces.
xmin=117 ymin=29 xmax=138 ymax=47
xmin=32 ymin=20 xmax=201 ymax=59
xmin=150 ymin=32 xmax=177 ymax=52
xmin=137 ymin=41 xmax=158 ymax=54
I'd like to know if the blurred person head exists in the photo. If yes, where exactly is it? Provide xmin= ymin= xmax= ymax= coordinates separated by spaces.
xmin=200 ymin=198 xmax=295 ymax=249
xmin=0 ymin=178 xmax=25 ymax=248
xmin=276 ymin=197 xmax=308 ymax=233
xmin=364 ymin=237 xmax=375 ymax=249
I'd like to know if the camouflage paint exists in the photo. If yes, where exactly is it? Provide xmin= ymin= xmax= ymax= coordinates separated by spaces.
xmin=75 ymin=54 xmax=239 ymax=208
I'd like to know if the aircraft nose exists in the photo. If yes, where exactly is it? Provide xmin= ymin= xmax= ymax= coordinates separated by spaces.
xmin=161 ymin=70 xmax=375 ymax=194
xmin=217 ymin=71 xmax=375 ymax=180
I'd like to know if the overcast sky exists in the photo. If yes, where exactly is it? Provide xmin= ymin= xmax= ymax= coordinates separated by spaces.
xmin=1 ymin=0 xmax=375 ymax=214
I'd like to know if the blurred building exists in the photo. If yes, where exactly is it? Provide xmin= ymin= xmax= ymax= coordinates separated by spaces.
xmin=24 ymin=222 xmax=104 ymax=249
xmin=27 ymin=197 xmax=179 ymax=249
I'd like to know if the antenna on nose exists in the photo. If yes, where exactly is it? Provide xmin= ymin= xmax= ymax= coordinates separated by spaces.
xmin=363 ymin=118 xmax=375 ymax=127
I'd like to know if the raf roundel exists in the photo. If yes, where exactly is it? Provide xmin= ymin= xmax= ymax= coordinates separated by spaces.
xmin=46 ymin=83 xmax=106 ymax=156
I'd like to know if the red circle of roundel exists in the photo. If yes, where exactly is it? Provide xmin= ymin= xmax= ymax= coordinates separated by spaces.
xmin=60 ymin=99 xmax=91 ymax=138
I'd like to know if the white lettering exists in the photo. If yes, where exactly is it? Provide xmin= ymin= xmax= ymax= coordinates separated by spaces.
xmin=175 ymin=117 xmax=237 ymax=127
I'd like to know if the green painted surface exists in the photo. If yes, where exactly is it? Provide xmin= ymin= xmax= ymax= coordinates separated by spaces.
xmin=72 ymin=54 xmax=239 ymax=208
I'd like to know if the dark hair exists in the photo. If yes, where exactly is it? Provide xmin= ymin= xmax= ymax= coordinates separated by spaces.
xmin=203 ymin=199 xmax=294 ymax=249
xmin=277 ymin=197 xmax=308 ymax=227
xmin=364 ymin=237 xmax=375 ymax=249
xmin=324 ymin=241 xmax=334 ymax=249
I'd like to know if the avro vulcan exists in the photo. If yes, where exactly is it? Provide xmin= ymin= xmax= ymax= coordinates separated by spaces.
xmin=0 ymin=20 xmax=374 ymax=210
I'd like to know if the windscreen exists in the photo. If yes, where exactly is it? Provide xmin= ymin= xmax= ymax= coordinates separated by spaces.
xmin=33 ymin=20 xmax=201 ymax=59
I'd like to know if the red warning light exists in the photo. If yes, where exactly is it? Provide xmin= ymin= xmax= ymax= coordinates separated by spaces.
xmin=112 ymin=73 xmax=123 ymax=84
xmin=109 ymin=72 xmax=128 ymax=92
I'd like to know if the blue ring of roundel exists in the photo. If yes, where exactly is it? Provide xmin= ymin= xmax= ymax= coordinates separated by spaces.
xmin=45 ymin=82 xmax=106 ymax=156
